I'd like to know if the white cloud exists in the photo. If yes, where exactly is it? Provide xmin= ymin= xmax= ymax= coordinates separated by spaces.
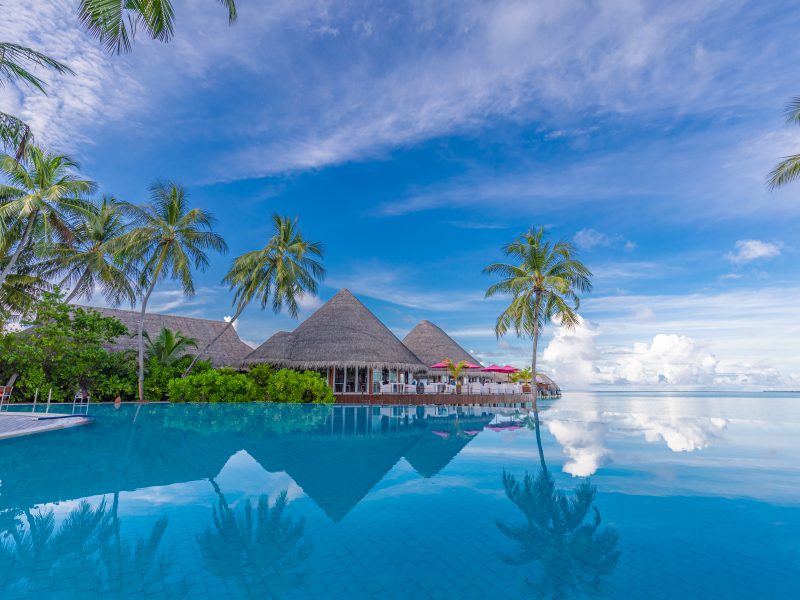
xmin=573 ymin=228 xmax=610 ymax=250
xmin=725 ymin=239 xmax=782 ymax=263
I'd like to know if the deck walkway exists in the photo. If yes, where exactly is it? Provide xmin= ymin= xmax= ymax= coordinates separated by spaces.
xmin=334 ymin=393 xmax=536 ymax=405
xmin=0 ymin=413 xmax=93 ymax=440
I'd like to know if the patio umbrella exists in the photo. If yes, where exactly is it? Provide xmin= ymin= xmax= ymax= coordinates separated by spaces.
xmin=429 ymin=361 xmax=481 ymax=369
xmin=481 ymin=364 xmax=518 ymax=373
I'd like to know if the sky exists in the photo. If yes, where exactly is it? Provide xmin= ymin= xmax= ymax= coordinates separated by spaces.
xmin=3 ymin=0 xmax=800 ymax=390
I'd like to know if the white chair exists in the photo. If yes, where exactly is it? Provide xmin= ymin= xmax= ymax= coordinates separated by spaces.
xmin=424 ymin=384 xmax=437 ymax=394
xmin=468 ymin=383 xmax=482 ymax=394
xmin=380 ymin=383 xmax=392 ymax=393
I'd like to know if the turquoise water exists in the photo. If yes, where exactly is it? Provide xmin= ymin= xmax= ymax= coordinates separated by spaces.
xmin=0 ymin=393 xmax=798 ymax=599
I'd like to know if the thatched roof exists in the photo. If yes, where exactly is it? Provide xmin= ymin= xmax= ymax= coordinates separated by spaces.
xmin=536 ymin=373 xmax=559 ymax=388
xmin=402 ymin=320 xmax=481 ymax=368
xmin=77 ymin=305 xmax=253 ymax=368
xmin=246 ymin=289 xmax=427 ymax=371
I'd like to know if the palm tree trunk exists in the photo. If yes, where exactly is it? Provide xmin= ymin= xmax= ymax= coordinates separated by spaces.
xmin=137 ymin=277 xmax=159 ymax=403
xmin=182 ymin=304 xmax=243 ymax=377
xmin=531 ymin=293 xmax=541 ymax=400
xmin=0 ymin=210 xmax=38 ymax=290
xmin=63 ymin=271 xmax=90 ymax=304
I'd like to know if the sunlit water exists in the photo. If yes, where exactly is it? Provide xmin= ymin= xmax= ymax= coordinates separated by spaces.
xmin=0 ymin=393 xmax=798 ymax=599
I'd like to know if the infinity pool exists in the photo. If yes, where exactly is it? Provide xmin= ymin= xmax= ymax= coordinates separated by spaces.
xmin=0 ymin=393 xmax=798 ymax=599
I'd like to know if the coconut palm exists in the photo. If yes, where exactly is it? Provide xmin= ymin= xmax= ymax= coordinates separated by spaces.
xmin=497 ymin=404 xmax=620 ymax=597
xmin=47 ymin=198 xmax=137 ymax=305
xmin=0 ymin=42 xmax=74 ymax=157
xmin=144 ymin=326 xmax=198 ymax=366
xmin=767 ymin=97 xmax=800 ymax=189
xmin=484 ymin=227 xmax=591 ymax=397
xmin=442 ymin=358 xmax=469 ymax=392
xmin=0 ymin=147 xmax=96 ymax=292
xmin=183 ymin=214 xmax=324 ymax=376
xmin=77 ymin=0 xmax=237 ymax=54
xmin=116 ymin=181 xmax=227 ymax=402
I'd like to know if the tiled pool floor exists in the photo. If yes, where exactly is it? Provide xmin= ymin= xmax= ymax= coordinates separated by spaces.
xmin=0 ymin=394 xmax=797 ymax=598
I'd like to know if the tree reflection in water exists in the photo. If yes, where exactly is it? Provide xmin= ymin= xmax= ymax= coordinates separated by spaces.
xmin=497 ymin=404 xmax=621 ymax=598
xmin=198 ymin=489 xmax=311 ymax=598
xmin=0 ymin=498 xmax=187 ymax=597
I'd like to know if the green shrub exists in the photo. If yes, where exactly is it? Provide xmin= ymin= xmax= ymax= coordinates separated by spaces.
xmin=246 ymin=363 xmax=274 ymax=388
xmin=265 ymin=369 xmax=334 ymax=404
xmin=167 ymin=369 xmax=263 ymax=403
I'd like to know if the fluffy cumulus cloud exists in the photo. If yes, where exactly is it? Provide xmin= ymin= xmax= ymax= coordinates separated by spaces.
xmin=540 ymin=314 xmax=788 ymax=389
xmin=725 ymin=239 xmax=782 ymax=263
xmin=573 ymin=228 xmax=610 ymax=251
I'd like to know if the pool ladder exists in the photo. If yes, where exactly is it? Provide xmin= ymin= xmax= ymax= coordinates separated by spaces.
xmin=72 ymin=391 xmax=90 ymax=415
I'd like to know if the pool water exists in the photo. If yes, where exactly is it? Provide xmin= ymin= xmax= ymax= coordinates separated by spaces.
xmin=0 ymin=393 xmax=798 ymax=599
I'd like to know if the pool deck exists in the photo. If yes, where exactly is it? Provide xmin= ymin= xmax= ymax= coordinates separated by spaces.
xmin=0 ymin=412 xmax=93 ymax=440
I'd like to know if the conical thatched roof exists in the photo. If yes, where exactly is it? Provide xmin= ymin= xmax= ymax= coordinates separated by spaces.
xmin=78 ymin=305 xmax=253 ymax=368
xmin=246 ymin=289 xmax=427 ymax=371
xmin=402 ymin=320 xmax=481 ymax=367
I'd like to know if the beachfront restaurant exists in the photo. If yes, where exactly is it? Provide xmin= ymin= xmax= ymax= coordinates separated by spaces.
xmin=246 ymin=289 xmax=429 ymax=394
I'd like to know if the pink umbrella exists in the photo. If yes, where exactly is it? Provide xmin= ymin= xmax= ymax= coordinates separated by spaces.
xmin=481 ymin=365 xmax=518 ymax=373
xmin=430 ymin=361 xmax=481 ymax=369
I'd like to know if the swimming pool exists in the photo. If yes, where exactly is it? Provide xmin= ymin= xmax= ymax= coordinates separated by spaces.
xmin=0 ymin=393 xmax=797 ymax=598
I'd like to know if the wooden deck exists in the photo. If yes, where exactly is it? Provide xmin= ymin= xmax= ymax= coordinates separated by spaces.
xmin=334 ymin=393 xmax=535 ymax=405
xmin=0 ymin=413 xmax=93 ymax=440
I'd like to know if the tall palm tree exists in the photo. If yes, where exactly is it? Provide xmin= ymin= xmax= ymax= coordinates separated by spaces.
xmin=767 ymin=97 xmax=800 ymax=189
xmin=484 ymin=227 xmax=592 ymax=397
xmin=49 ymin=197 xmax=137 ymax=305
xmin=117 ymin=181 xmax=227 ymax=402
xmin=144 ymin=326 xmax=198 ymax=366
xmin=77 ymin=0 xmax=237 ymax=54
xmin=0 ymin=147 xmax=95 ymax=292
xmin=183 ymin=214 xmax=324 ymax=376
xmin=0 ymin=42 xmax=74 ymax=158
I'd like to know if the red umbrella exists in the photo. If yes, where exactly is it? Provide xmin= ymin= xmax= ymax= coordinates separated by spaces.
xmin=430 ymin=361 xmax=481 ymax=369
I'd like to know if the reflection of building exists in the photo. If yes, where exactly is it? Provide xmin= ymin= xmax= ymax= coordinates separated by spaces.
xmin=0 ymin=404 xmax=514 ymax=523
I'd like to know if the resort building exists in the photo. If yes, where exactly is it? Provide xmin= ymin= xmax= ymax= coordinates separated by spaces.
xmin=402 ymin=320 xmax=483 ymax=384
xmin=245 ymin=289 xmax=428 ymax=394
xmin=83 ymin=306 xmax=253 ymax=368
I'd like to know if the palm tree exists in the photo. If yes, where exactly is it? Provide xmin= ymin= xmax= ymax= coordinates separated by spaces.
xmin=117 ymin=181 xmax=227 ymax=402
xmin=183 ymin=214 xmax=324 ymax=376
xmin=484 ymin=227 xmax=592 ymax=397
xmin=767 ymin=97 xmax=800 ymax=189
xmin=77 ymin=0 xmax=237 ymax=54
xmin=0 ymin=42 xmax=74 ymax=157
xmin=442 ymin=358 xmax=469 ymax=393
xmin=144 ymin=326 xmax=198 ymax=366
xmin=48 ymin=197 xmax=137 ymax=305
xmin=0 ymin=147 xmax=95 ymax=292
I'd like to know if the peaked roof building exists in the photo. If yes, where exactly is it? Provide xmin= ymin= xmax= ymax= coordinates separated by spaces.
xmin=82 ymin=306 xmax=253 ymax=368
xmin=402 ymin=319 xmax=481 ymax=368
xmin=246 ymin=289 xmax=426 ymax=372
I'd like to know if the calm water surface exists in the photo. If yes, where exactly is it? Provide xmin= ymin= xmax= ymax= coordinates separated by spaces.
xmin=0 ymin=392 xmax=798 ymax=599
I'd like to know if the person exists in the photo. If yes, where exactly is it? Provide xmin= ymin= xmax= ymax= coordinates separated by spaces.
xmin=114 ymin=395 xmax=121 ymax=409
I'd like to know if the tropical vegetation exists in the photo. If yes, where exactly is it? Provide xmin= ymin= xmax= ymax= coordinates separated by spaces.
xmin=484 ymin=227 xmax=592 ymax=397
xmin=442 ymin=358 xmax=469 ymax=393
xmin=768 ymin=97 xmax=800 ymax=189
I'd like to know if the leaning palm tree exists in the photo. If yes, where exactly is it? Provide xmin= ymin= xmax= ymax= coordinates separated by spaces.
xmin=144 ymin=326 xmax=198 ymax=366
xmin=116 ymin=182 xmax=227 ymax=402
xmin=484 ymin=227 xmax=592 ymax=396
xmin=77 ymin=0 xmax=237 ymax=54
xmin=48 ymin=197 xmax=137 ymax=305
xmin=183 ymin=214 xmax=324 ymax=376
xmin=767 ymin=97 xmax=800 ymax=189
xmin=0 ymin=42 xmax=74 ymax=157
xmin=0 ymin=147 xmax=96 ymax=291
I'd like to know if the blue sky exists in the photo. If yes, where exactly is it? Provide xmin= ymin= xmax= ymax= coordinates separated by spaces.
xmin=4 ymin=0 xmax=800 ymax=388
